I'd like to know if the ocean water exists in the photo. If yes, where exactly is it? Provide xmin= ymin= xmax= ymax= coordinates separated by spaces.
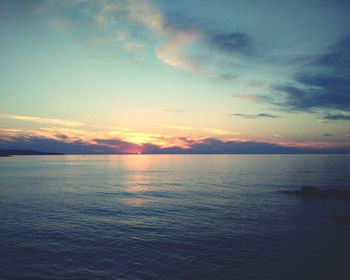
xmin=1 ymin=155 xmax=350 ymax=280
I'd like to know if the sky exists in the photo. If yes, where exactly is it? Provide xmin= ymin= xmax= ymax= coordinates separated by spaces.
xmin=1 ymin=0 xmax=350 ymax=154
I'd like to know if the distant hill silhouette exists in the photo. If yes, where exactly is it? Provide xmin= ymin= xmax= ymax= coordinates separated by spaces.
xmin=0 ymin=149 xmax=64 ymax=156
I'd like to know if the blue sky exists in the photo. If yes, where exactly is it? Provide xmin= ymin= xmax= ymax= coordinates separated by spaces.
xmin=1 ymin=0 xmax=350 ymax=153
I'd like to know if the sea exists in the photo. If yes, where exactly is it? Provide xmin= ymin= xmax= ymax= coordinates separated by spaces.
xmin=1 ymin=155 xmax=350 ymax=279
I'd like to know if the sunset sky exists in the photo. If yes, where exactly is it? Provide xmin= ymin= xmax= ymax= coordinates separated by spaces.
xmin=1 ymin=0 xmax=350 ymax=153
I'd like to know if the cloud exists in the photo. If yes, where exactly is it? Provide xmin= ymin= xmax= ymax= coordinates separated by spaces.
xmin=156 ymin=31 xmax=200 ymax=70
xmin=0 ymin=136 xmax=125 ymax=154
xmin=126 ymin=0 xmax=163 ymax=34
xmin=2 ymin=132 xmax=350 ymax=154
xmin=321 ymin=114 xmax=350 ymax=121
xmin=275 ymin=35 xmax=350 ymax=112
xmin=163 ymin=125 xmax=238 ymax=135
xmin=0 ymin=124 xmax=196 ymax=150
xmin=86 ymin=30 xmax=129 ymax=47
xmin=104 ymin=0 xmax=202 ymax=70
xmin=235 ymin=94 xmax=274 ymax=104
xmin=97 ymin=0 xmax=204 ymax=71
xmin=4 ymin=0 xmax=261 ymax=76
xmin=160 ymin=13 xmax=257 ymax=71
xmin=230 ymin=113 xmax=278 ymax=119
xmin=92 ymin=138 xmax=140 ymax=153
xmin=202 ymin=128 xmax=239 ymax=135
xmin=276 ymin=75 xmax=350 ymax=111
xmin=313 ymin=36 xmax=350 ymax=69
xmin=209 ymin=32 xmax=254 ymax=56
xmin=31 ymin=0 xmax=255 ymax=72
xmin=4 ymin=0 xmax=350 ymax=112
xmin=163 ymin=125 xmax=194 ymax=130
xmin=123 ymin=42 xmax=144 ymax=52
xmin=218 ymin=73 xmax=239 ymax=81
xmin=0 ymin=114 xmax=84 ymax=127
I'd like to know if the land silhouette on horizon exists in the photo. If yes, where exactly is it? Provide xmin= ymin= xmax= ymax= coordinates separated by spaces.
xmin=0 ymin=149 xmax=64 ymax=156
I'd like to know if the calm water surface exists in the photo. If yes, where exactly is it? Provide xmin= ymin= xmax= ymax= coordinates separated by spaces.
xmin=1 ymin=155 xmax=350 ymax=279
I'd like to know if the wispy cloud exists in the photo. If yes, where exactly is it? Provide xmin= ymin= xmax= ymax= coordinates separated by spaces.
xmin=202 ymin=128 xmax=239 ymax=135
xmin=156 ymin=32 xmax=200 ymax=71
xmin=163 ymin=125 xmax=239 ymax=136
xmin=86 ymin=30 xmax=129 ymax=47
xmin=126 ymin=0 xmax=163 ymax=34
xmin=235 ymin=94 xmax=274 ymax=104
xmin=123 ymin=42 xmax=144 ymax=52
xmin=230 ymin=113 xmax=278 ymax=119
xmin=209 ymin=32 xmax=254 ymax=56
xmin=321 ymin=114 xmax=350 ymax=121
xmin=126 ymin=0 xmax=200 ymax=70
xmin=163 ymin=125 xmax=194 ymax=130
xmin=1 ymin=114 xmax=85 ymax=127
